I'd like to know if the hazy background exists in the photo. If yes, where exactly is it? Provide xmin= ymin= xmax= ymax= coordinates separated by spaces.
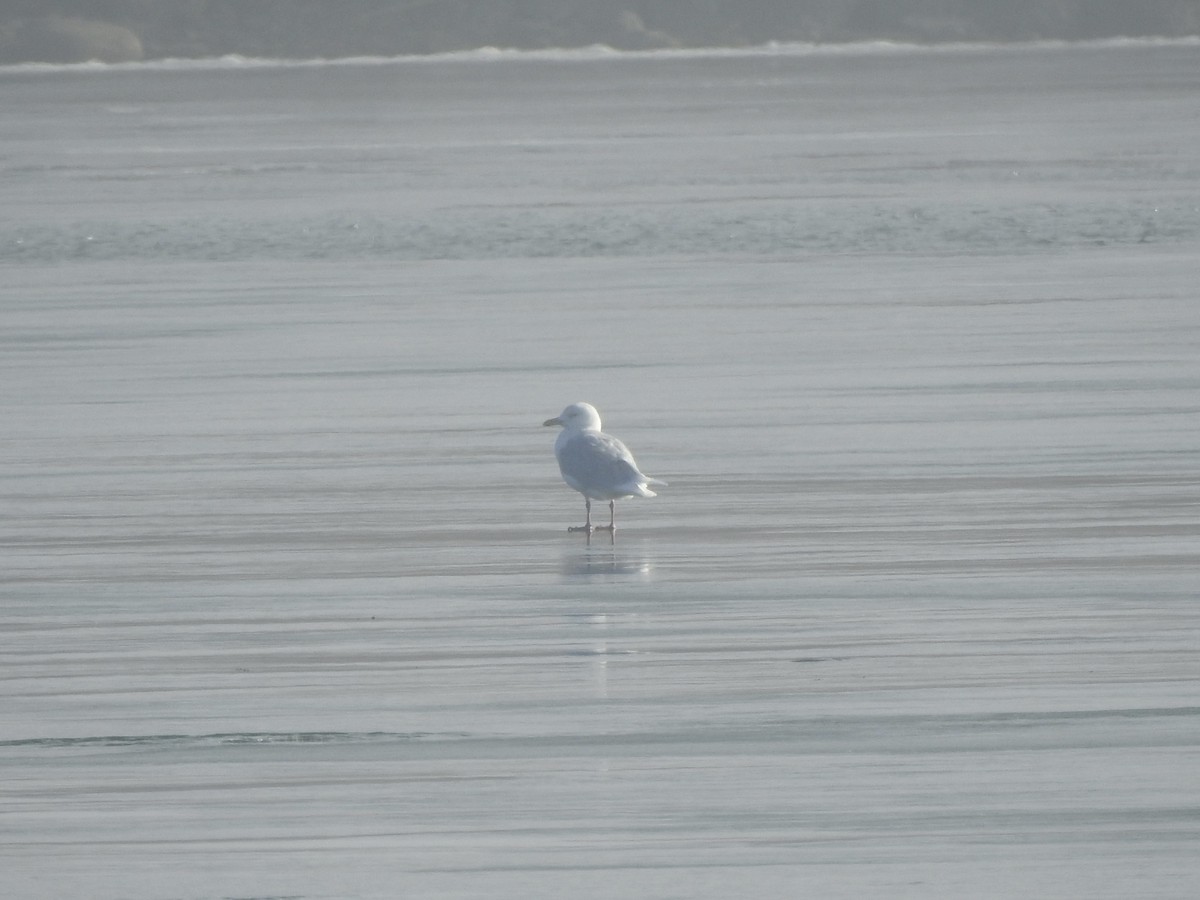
xmin=3 ymin=0 xmax=1200 ymax=64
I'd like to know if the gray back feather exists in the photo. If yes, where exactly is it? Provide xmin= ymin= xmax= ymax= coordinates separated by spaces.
xmin=558 ymin=431 xmax=643 ymax=489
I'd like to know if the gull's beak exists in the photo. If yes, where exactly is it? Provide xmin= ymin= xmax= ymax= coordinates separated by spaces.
xmin=543 ymin=416 xmax=563 ymax=427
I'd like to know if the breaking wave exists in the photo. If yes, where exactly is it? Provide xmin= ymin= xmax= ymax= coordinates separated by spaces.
xmin=3 ymin=35 xmax=1198 ymax=76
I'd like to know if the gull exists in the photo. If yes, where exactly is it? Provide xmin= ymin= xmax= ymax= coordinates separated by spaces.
xmin=543 ymin=402 xmax=666 ymax=533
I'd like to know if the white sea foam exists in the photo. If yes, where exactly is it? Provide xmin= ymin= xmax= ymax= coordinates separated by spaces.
xmin=2 ymin=34 xmax=1197 ymax=76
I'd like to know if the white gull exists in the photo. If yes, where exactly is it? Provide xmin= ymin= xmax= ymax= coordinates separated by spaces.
xmin=543 ymin=402 xmax=666 ymax=533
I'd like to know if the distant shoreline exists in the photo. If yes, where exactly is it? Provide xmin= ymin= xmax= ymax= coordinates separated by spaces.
xmin=3 ymin=2 xmax=1200 ymax=66
xmin=3 ymin=34 xmax=1199 ymax=76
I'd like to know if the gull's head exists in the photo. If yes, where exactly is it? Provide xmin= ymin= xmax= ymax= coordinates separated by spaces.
xmin=543 ymin=401 xmax=602 ymax=431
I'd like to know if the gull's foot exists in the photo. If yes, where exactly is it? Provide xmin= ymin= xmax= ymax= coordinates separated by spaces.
xmin=567 ymin=525 xmax=594 ymax=534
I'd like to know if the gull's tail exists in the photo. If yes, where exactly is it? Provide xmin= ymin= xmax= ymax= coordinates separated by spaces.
xmin=630 ymin=476 xmax=667 ymax=498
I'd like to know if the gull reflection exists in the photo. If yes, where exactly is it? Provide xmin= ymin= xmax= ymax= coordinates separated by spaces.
xmin=560 ymin=538 xmax=654 ymax=580
xmin=587 ymin=613 xmax=609 ymax=699
xmin=562 ymin=613 xmax=630 ymax=701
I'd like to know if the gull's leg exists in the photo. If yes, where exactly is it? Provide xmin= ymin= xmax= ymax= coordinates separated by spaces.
xmin=568 ymin=497 xmax=593 ymax=533
xmin=597 ymin=499 xmax=616 ymax=532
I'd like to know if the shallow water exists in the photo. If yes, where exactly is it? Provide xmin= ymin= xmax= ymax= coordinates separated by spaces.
xmin=2 ymin=41 xmax=1199 ymax=899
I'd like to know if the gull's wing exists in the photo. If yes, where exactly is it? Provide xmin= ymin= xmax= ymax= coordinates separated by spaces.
xmin=557 ymin=430 xmax=649 ymax=497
